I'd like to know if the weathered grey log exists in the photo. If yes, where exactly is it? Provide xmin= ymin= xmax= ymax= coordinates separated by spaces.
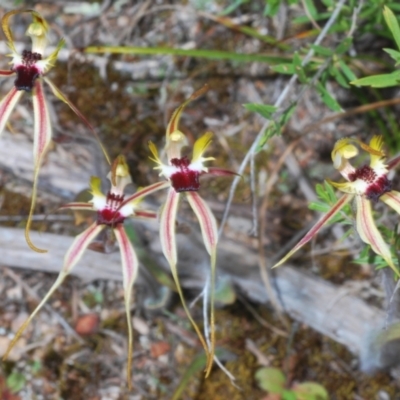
xmin=0 ymin=227 xmax=122 ymax=282
xmin=0 ymin=110 xmax=389 ymax=370
xmin=0 ymin=226 xmax=385 ymax=362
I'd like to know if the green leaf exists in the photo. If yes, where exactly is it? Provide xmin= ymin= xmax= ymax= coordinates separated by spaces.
xmin=315 ymin=181 xmax=337 ymax=204
xmin=255 ymin=103 xmax=296 ymax=152
xmin=383 ymin=6 xmax=400 ymax=51
xmin=304 ymin=0 xmax=318 ymax=18
xmin=255 ymin=367 xmax=286 ymax=394
xmin=338 ymin=60 xmax=357 ymax=82
xmin=282 ymin=390 xmax=298 ymax=400
xmin=293 ymin=52 xmax=308 ymax=83
xmin=315 ymin=183 xmax=329 ymax=202
xmin=30 ymin=360 xmax=42 ymax=374
xmin=330 ymin=64 xmax=350 ymax=88
xmin=310 ymin=45 xmax=334 ymax=56
xmin=293 ymin=12 xmax=331 ymax=24
xmin=324 ymin=181 xmax=338 ymax=204
xmin=315 ymin=82 xmax=342 ymax=111
xmin=293 ymin=382 xmax=329 ymax=400
xmin=264 ymin=0 xmax=281 ymax=16
xmin=6 ymin=372 xmax=26 ymax=393
xmin=84 ymin=46 xmax=289 ymax=64
xmin=171 ymin=348 xmax=235 ymax=400
xmin=279 ymin=103 xmax=297 ymax=125
xmin=335 ymin=37 xmax=352 ymax=55
xmin=243 ymin=103 xmax=277 ymax=119
xmin=309 ymin=202 xmax=331 ymax=213
xmin=351 ymin=71 xmax=400 ymax=88
xmin=219 ymin=0 xmax=249 ymax=16
xmin=271 ymin=63 xmax=295 ymax=74
xmin=383 ymin=48 xmax=400 ymax=65
xmin=256 ymin=122 xmax=279 ymax=152
xmin=320 ymin=0 xmax=333 ymax=7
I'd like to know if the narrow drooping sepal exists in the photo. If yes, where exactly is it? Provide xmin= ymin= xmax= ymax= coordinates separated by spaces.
xmin=206 ymin=167 xmax=239 ymax=177
xmin=0 ymin=87 xmax=23 ymax=136
xmin=272 ymin=193 xmax=353 ymax=269
xmin=64 ymin=222 xmax=105 ymax=272
xmin=160 ymin=188 xmax=211 ymax=366
xmin=186 ymin=191 xmax=218 ymax=256
xmin=160 ymin=188 xmax=180 ymax=268
xmin=0 ymin=70 xmax=15 ymax=76
xmin=186 ymin=191 xmax=218 ymax=375
xmin=118 ymin=181 xmax=170 ymax=211
xmin=44 ymin=77 xmax=111 ymax=165
xmin=3 ymin=222 xmax=104 ymax=362
xmin=24 ymin=79 xmax=53 ymax=252
xmin=355 ymin=196 xmax=399 ymax=277
xmin=34 ymin=78 xmax=53 ymax=163
xmin=134 ymin=209 xmax=158 ymax=219
xmin=381 ymin=190 xmax=400 ymax=215
xmin=114 ymin=224 xmax=139 ymax=390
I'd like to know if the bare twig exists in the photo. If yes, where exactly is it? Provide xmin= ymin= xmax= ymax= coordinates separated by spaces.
xmin=249 ymin=152 xmax=258 ymax=236
xmin=219 ymin=0 xmax=348 ymax=237
xmin=303 ymin=97 xmax=400 ymax=135
xmin=348 ymin=0 xmax=364 ymax=38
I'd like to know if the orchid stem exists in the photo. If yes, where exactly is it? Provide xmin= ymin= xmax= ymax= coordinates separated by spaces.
xmin=125 ymin=296 xmax=134 ymax=390
xmin=205 ymin=249 xmax=216 ymax=377
xmin=170 ymin=267 xmax=211 ymax=369
xmin=25 ymin=162 xmax=47 ymax=253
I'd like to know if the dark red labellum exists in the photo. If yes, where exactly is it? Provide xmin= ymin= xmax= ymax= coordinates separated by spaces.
xmin=14 ymin=50 xmax=42 ymax=91
xmin=349 ymin=165 xmax=392 ymax=201
xmin=97 ymin=192 xmax=126 ymax=226
xmin=365 ymin=176 xmax=392 ymax=202
xmin=170 ymin=156 xmax=200 ymax=192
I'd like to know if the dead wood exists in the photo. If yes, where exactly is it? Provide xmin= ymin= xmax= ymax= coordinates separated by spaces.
xmin=0 ymin=93 xmax=388 ymax=372
xmin=0 ymin=225 xmax=385 ymax=361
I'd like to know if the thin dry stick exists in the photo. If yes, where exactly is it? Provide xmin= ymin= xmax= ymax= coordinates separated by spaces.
xmin=249 ymin=152 xmax=258 ymax=235
xmin=303 ymin=97 xmax=400 ymax=134
xmin=219 ymin=0 xmax=348 ymax=237
xmin=347 ymin=0 xmax=364 ymax=38
xmin=257 ymin=139 xmax=301 ymax=322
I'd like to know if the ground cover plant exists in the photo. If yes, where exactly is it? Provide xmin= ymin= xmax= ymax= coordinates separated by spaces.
xmin=1 ymin=1 xmax=400 ymax=399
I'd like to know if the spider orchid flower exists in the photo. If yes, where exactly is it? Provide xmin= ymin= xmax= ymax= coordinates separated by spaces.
xmin=272 ymin=135 xmax=400 ymax=277
xmin=3 ymin=156 xmax=165 ymax=389
xmin=0 ymin=10 xmax=109 ymax=253
xmin=120 ymin=86 xmax=236 ymax=375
